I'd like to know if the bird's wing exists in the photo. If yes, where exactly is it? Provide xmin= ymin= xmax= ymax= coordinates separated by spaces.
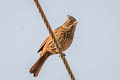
xmin=37 ymin=26 xmax=61 ymax=53
xmin=37 ymin=37 xmax=49 ymax=53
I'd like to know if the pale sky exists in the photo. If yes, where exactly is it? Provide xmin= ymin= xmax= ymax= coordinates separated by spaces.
xmin=0 ymin=0 xmax=120 ymax=80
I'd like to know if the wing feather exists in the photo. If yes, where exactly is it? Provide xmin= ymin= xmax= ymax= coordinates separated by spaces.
xmin=37 ymin=37 xmax=48 ymax=53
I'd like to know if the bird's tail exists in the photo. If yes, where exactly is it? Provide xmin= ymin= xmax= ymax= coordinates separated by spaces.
xmin=30 ymin=52 xmax=51 ymax=77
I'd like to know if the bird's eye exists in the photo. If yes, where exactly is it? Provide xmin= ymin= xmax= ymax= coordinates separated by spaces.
xmin=69 ymin=21 xmax=72 ymax=24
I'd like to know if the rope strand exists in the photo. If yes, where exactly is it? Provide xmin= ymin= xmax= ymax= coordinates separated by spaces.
xmin=34 ymin=0 xmax=75 ymax=80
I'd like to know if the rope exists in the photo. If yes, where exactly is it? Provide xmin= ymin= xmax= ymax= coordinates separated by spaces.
xmin=34 ymin=0 xmax=75 ymax=80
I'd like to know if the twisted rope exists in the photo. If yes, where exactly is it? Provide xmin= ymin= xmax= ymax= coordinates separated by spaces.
xmin=34 ymin=0 xmax=75 ymax=80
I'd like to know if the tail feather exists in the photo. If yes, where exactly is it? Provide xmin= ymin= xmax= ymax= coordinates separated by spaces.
xmin=30 ymin=52 xmax=51 ymax=77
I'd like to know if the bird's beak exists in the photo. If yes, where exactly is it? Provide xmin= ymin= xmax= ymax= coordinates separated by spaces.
xmin=74 ymin=21 xmax=78 ymax=24
xmin=71 ymin=21 xmax=78 ymax=27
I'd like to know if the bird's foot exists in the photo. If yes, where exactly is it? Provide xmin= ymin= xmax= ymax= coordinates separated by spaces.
xmin=59 ymin=53 xmax=66 ymax=57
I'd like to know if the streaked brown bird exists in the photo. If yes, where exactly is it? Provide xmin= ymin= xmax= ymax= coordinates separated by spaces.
xmin=30 ymin=15 xmax=78 ymax=77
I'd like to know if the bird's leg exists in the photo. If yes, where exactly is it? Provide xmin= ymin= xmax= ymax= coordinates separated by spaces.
xmin=59 ymin=53 xmax=66 ymax=57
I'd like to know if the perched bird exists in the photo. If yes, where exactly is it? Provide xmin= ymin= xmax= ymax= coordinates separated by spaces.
xmin=30 ymin=15 xmax=78 ymax=77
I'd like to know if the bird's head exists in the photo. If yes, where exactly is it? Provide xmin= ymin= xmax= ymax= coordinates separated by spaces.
xmin=63 ymin=15 xmax=78 ymax=28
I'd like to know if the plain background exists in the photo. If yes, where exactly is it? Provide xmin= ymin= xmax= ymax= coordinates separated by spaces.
xmin=0 ymin=0 xmax=120 ymax=80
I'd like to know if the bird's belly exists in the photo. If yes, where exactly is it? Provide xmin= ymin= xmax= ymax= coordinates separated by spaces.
xmin=59 ymin=37 xmax=73 ymax=51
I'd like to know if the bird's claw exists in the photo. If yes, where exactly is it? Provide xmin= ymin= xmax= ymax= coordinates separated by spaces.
xmin=59 ymin=53 xmax=66 ymax=57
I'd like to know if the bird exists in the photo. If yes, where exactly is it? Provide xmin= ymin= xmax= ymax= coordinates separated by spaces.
xmin=30 ymin=15 xmax=78 ymax=77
